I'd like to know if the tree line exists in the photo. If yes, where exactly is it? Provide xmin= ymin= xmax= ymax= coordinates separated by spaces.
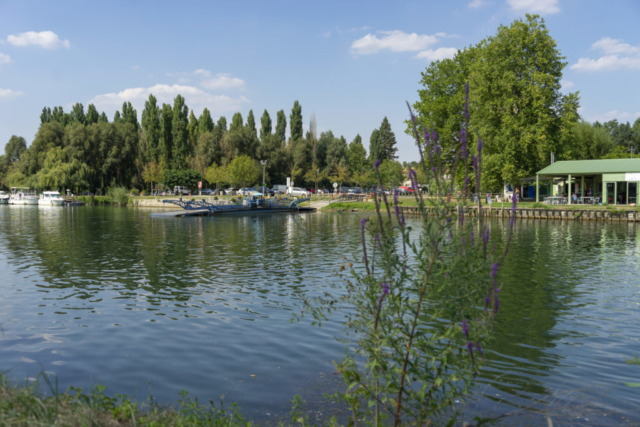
xmin=0 ymin=98 xmax=403 ymax=193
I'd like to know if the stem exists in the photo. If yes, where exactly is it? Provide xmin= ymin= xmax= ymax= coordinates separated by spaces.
xmin=393 ymin=239 xmax=440 ymax=426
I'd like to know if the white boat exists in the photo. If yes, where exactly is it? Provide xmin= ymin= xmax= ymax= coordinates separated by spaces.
xmin=38 ymin=191 xmax=65 ymax=206
xmin=8 ymin=187 xmax=39 ymax=205
xmin=0 ymin=191 xmax=8 ymax=204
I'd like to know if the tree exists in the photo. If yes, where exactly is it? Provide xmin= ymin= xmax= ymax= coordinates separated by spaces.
xmin=326 ymin=135 xmax=348 ymax=175
xmin=347 ymin=134 xmax=368 ymax=175
xmin=260 ymin=109 xmax=272 ymax=141
xmin=275 ymin=110 xmax=287 ymax=144
xmin=188 ymin=110 xmax=199 ymax=150
xmin=98 ymin=112 xmax=109 ymax=123
xmin=142 ymin=95 xmax=161 ymax=163
xmin=378 ymin=117 xmax=398 ymax=160
xmin=5 ymin=135 xmax=27 ymax=162
xmin=171 ymin=95 xmax=190 ymax=169
xmin=570 ymin=121 xmax=613 ymax=160
xmin=369 ymin=129 xmax=382 ymax=162
xmin=40 ymin=107 xmax=51 ymax=124
xmin=230 ymin=112 xmax=243 ymax=133
xmin=470 ymin=14 xmax=579 ymax=189
xmin=378 ymin=160 xmax=405 ymax=188
xmin=113 ymin=111 xmax=122 ymax=123
xmin=141 ymin=162 xmax=163 ymax=193
xmin=121 ymin=102 xmax=138 ymax=129
xmin=70 ymin=103 xmax=85 ymax=125
xmin=290 ymin=100 xmax=303 ymax=143
xmin=246 ymin=109 xmax=257 ymax=140
xmin=159 ymin=104 xmax=173 ymax=168
xmin=204 ymin=162 xmax=227 ymax=190
xmin=86 ymin=104 xmax=99 ymax=125
xmin=30 ymin=146 xmax=91 ymax=191
xmin=226 ymin=155 xmax=259 ymax=187
xmin=161 ymin=169 xmax=202 ymax=189
xmin=198 ymin=108 xmax=214 ymax=134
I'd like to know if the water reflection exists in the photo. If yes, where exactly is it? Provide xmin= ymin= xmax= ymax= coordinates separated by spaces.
xmin=0 ymin=207 xmax=638 ymax=423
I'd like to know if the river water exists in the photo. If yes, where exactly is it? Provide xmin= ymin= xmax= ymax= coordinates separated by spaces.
xmin=0 ymin=206 xmax=638 ymax=424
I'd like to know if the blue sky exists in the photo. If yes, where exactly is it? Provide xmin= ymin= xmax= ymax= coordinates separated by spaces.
xmin=0 ymin=0 xmax=639 ymax=161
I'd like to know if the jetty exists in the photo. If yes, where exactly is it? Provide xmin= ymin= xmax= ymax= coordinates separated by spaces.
xmin=152 ymin=197 xmax=315 ymax=218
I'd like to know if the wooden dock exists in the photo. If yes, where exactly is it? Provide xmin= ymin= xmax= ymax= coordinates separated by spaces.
xmin=151 ymin=207 xmax=316 ymax=218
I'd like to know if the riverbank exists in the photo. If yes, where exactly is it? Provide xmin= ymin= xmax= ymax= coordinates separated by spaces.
xmin=0 ymin=373 xmax=253 ymax=427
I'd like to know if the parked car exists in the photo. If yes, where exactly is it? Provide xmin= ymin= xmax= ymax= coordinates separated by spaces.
xmin=347 ymin=187 xmax=363 ymax=194
xmin=287 ymin=187 xmax=309 ymax=197
xmin=173 ymin=186 xmax=190 ymax=196
xmin=237 ymin=187 xmax=257 ymax=196
xmin=200 ymin=188 xmax=213 ymax=195
xmin=271 ymin=185 xmax=287 ymax=194
xmin=224 ymin=188 xmax=237 ymax=195
xmin=397 ymin=186 xmax=415 ymax=195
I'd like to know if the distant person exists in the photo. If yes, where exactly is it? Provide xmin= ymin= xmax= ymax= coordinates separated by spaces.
xmin=587 ymin=188 xmax=593 ymax=197
xmin=515 ymin=188 xmax=520 ymax=201
xmin=572 ymin=193 xmax=578 ymax=203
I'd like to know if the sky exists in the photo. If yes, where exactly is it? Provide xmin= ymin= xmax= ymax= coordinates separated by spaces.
xmin=0 ymin=0 xmax=639 ymax=162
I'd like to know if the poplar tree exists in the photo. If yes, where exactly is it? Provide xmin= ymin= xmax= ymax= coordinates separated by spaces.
xmin=159 ymin=104 xmax=173 ymax=167
xmin=71 ymin=103 xmax=85 ymax=125
xmin=290 ymin=101 xmax=303 ymax=143
xmin=40 ymin=107 xmax=51 ymax=124
xmin=98 ymin=112 xmax=109 ymax=123
xmin=121 ymin=102 xmax=138 ymax=129
xmin=198 ymin=108 xmax=214 ymax=134
xmin=230 ymin=112 xmax=243 ymax=133
xmin=86 ymin=104 xmax=99 ymax=125
xmin=275 ymin=110 xmax=287 ymax=144
xmin=260 ymin=109 xmax=272 ymax=141
xmin=142 ymin=94 xmax=161 ymax=163
xmin=246 ymin=110 xmax=257 ymax=140
xmin=171 ymin=95 xmax=190 ymax=169
xmin=188 ymin=110 xmax=199 ymax=148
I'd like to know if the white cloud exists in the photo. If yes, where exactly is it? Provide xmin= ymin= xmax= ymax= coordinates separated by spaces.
xmin=0 ymin=52 xmax=11 ymax=63
xmin=351 ymin=30 xmax=438 ymax=55
xmin=560 ymin=79 xmax=574 ymax=89
xmin=0 ymin=88 xmax=24 ymax=100
xmin=200 ymin=73 xmax=245 ymax=90
xmin=177 ymin=77 xmax=190 ymax=83
xmin=89 ymin=84 xmax=250 ymax=117
xmin=571 ymin=55 xmax=640 ymax=71
xmin=131 ymin=65 xmax=140 ymax=70
xmin=7 ymin=31 xmax=70 ymax=49
xmin=414 ymin=47 xmax=458 ymax=61
xmin=468 ymin=0 xmax=486 ymax=8
xmin=506 ymin=0 xmax=560 ymax=14
xmin=588 ymin=110 xmax=640 ymax=123
xmin=322 ymin=31 xmax=331 ymax=38
xmin=592 ymin=37 xmax=640 ymax=56
xmin=571 ymin=37 xmax=640 ymax=72
xmin=348 ymin=26 xmax=371 ymax=32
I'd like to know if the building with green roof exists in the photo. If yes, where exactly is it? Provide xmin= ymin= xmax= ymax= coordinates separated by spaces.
xmin=535 ymin=158 xmax=640 ymax=205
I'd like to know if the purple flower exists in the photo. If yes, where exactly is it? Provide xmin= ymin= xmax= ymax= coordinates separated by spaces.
xmin=485 ymin=292 xmax=490 ymax=307
xmin=490 ymin=263 xmax=499 ymax=280
xmin=360 ymin=217 xmax=367 ymax=229
xmin=470 ymin=230 xmax=475 ymax=246
xmin=460 ymin=129 xmax=468 ymax=161
xmin=482 ymin=227 xmax=490 ymax=245
xmin=374 ymin=159 xmax=381 ymax=171
xmin=382 ymin=282 xmax=390 ymax=295
xmin=393 ymin=189 xmax=399 ymax=204
xmin=495 ymin=296 xmax=500 ymax=313
xmin=461 ymin=237 xmax=466 ymax=247
xmin=461 ymin=319 xmax=469 ymax=338
xmin=467 ymin=341 xmax=474 ymax=356
xmin=410 ymin=113 xmax=416 ymax=123
xmin=475 ymin=341 xmax=482 ymax=355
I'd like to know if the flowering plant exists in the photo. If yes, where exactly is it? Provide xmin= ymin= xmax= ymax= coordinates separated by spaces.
xmin=301 ymin=93 xmax=515 ymax=426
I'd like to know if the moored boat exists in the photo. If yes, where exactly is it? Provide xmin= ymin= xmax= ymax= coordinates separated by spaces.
xmin=8 ymin=187 xmax=38 ymax=205
xmin=38 ymin=191 xmax=65 ymax=206
xmin=0 ymin=191 xmax=8 ymax=204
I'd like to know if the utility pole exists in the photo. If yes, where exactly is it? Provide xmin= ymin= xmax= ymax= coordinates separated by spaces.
xmin=316 ymin=168 xmax=319 ymax=195
xmin=260 ymin=160 xmax=267 ymax=195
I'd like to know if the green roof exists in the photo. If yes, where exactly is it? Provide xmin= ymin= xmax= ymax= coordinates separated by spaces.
xmin=537 ymin=158 xmax=640 ymax=175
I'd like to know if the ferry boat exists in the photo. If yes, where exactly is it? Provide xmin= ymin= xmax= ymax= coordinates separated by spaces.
xmin=38 ymin=191 xmax=65 ymax=206
xmin=8 ymin=187 xmax=38 ymax=205
xmin=0 ymin=191 xmax=8 ymax=204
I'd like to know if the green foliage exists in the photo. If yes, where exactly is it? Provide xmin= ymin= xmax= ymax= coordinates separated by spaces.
xmin=290 ymin=101 xmax=303 ymax=142
xmin=171 ymin=95 xmax=191 ymax=169
xmin=205 ymin=163 xmax=228 ymax=189
xmin=275 ymin=110 xmax=287 ymax=143
xmin=130 ymin=188 xmax=140 ymax=196
xmin=369 ymin=129 xmax=382 ymax=163
xmin=142 ymin=94 xmax=161 ymax=164
xmin=246 ymin=109 xmax=257 ymax=140
xmin=188 ymin=110 xmax=199 ymax=150
xmin=5 ymin=135 xmax=27 ymax=162
xmin=378 ymin=117 xmax=398 ymax=160
xmin=230 ymin=112 xmax=244 ymax=133
xmin=378 ymin=160 xmax=404 ymax=188
xmin=107 ymin=186 xmax=130 ymax=205
xmin=160 ymin=103 xmax=174 ymax=168
xmin=227 ymin=155 xmax=260 ymax=187
xmin=260 ymin=109 xmax=272 ymax=141
xmin=161 ymin=169 xmax=202 ymax=189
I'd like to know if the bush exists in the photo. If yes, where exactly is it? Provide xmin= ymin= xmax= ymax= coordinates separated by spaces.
xmin=130 ymin=188 xmax=140 ymax=197
xmin=214 ymin=196 xmax=219 ymax=200
xmin=140 ymin=190 xmax=147 ymax=196
xmin=300 ymin=95 xmax=515 ymax=426
xmin=107 ymin=186 xmax=129 ymax=205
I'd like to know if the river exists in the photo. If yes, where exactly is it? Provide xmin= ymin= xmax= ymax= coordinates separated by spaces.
xmin=0 ymin=206 xmax=638 ymax=424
